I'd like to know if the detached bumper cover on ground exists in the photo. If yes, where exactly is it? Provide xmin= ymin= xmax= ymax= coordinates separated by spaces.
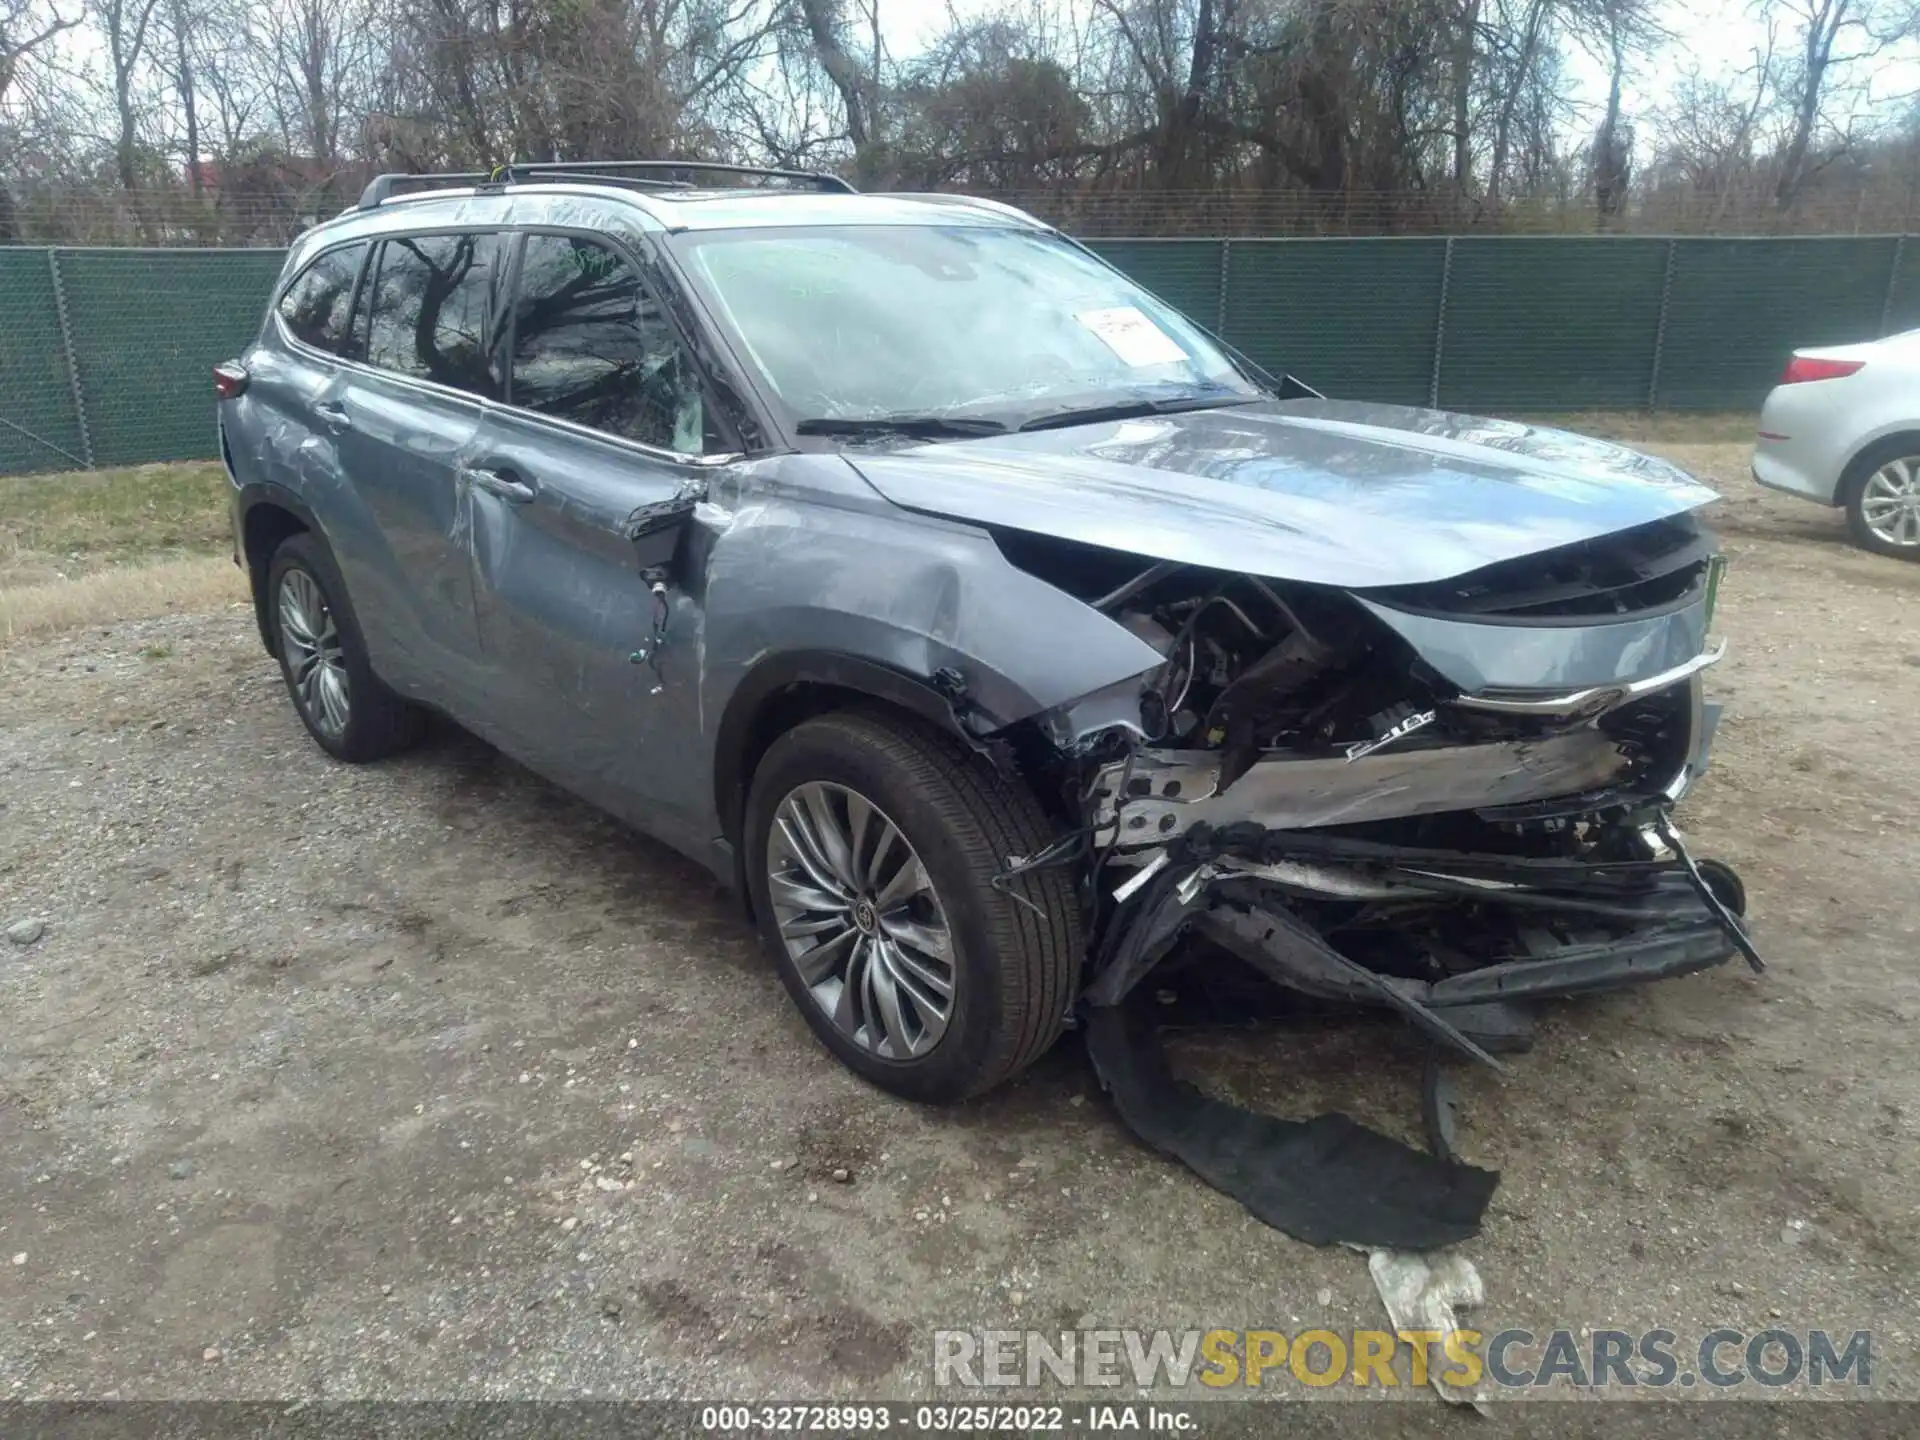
xmin=965 ymin=444 xmax=1760 ymax=1249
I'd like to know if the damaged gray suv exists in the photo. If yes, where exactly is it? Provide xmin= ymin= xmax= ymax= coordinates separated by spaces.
xmin=221 ymin=161 xmax=1756 ymax=1115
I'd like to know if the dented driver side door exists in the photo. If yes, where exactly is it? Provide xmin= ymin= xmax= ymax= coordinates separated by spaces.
xmin=465 ymin=230 xmax=718 ymax=844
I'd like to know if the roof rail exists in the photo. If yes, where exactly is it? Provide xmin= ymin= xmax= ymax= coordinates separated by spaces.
xmin=877 ymin=192 xmax=1048 ymax=228
xmin=358 ymin=159 xmax=855 ymax=209
xmin=357 ymin=169 xmax=492 ymax=208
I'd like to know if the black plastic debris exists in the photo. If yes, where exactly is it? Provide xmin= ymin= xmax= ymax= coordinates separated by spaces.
xmin=1084 ymin=1000 xmax=1499 ymax=1250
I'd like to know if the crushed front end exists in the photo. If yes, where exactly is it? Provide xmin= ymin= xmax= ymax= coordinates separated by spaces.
xmin=1023 ymin=510 xmax=1758 ymax=1067
xmin=995 ymin=511 xmax=1761 ymax=1248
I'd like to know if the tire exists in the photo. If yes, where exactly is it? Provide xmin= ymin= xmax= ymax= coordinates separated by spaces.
xmin=1840 ymin=439 xmax=1920 ymax=560
xmin=743 ymin=709 xmax=1083 ymax=1103
xmin=1696 ymin=857 xmax=1747 ymax=918
xmin=267 ymin=531 xmax=425 ymax=762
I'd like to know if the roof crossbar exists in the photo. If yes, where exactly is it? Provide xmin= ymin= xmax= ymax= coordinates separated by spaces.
xmin=358 ymin=159 xmax=856 ymax=209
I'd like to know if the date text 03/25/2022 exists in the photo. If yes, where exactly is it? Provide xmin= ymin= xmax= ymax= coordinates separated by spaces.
xmin=698 ymin=1404 xmax=1194 ymax=1432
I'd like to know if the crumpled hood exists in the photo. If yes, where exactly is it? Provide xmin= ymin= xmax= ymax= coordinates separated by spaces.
xmin=844 ymin=398 xmax=1719 ymax=588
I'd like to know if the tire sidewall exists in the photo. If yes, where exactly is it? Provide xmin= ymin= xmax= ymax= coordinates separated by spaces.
xmin=266 ymin=533 xmax=384 ymax=761
xmin=743 ymin=717 xmax=1016 ymax=1104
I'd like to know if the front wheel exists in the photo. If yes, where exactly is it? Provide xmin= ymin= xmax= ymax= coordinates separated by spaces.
xmin=742 ymin=710 xmax=1082 ymax=1103
xmin=1841 ymin=442 xmax=1920 ymax=559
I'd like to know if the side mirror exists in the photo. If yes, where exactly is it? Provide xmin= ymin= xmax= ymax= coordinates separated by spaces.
xmin=624 ymin=477 xmax=708 ymax=685
xmin=624 ymin=476 xmax=707 ymax=576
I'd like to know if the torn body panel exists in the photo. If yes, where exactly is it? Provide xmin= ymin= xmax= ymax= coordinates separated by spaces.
xmin=1355 ymin=592 xmax=1711 ymax=695
xmin=1091 ymin=728 xmax=1633 ymax=839
xmin=1035 ymin=505 xmax=1754 ymax=1100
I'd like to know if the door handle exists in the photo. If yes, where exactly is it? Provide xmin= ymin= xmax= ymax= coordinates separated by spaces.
xmin=468 ymin=467 xmax=536 ymax=504
xmin=314 ymin=401 xmax=351 ymax=432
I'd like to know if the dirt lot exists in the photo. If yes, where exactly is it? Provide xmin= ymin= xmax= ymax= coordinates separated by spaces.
xmin=1 ymin=430 xmax=1917 ymax=1406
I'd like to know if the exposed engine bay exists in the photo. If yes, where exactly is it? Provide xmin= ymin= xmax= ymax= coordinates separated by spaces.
xmin=990 ymin=513 xmax=1759 ymax=1248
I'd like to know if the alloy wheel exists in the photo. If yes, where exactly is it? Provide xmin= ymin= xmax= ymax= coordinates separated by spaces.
xmin=1861 ymin=457 xmax=1920 ymax=549
xmin=278 ymin=568 xmax=351 ymax=738
xmin=766 ymin=781 xmax=957 ymax=1060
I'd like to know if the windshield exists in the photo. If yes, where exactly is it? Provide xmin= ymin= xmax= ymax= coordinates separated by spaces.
xmin=670 ymin=224 xmax=1261 ymax=429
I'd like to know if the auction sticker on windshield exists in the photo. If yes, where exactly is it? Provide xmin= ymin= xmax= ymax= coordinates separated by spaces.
xmin=1076 ymin=306 xmax=1188 ymax=367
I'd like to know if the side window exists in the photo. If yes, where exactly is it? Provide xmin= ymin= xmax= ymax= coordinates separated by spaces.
xmin=363 ymin=233 xmax=511 ymax=398
xmin=510 ymin=234 xmax=707 ymax=454
xmin=277 ymin=243 xmax=367 ymax=357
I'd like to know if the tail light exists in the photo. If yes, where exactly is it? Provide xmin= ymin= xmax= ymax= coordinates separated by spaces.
xmin=213 ymin=361 xmax=249 ymax=399
xmin=1780 ymin=355 xmax=1863 ymax=385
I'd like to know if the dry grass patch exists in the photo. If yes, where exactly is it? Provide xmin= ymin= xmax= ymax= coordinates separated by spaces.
xmin=0 ymin=555 xmax=245 ymax=645
xmin=0 ymin=460 xmax=238 ymax=643
xmin=0 ymin=462 xmax=228 ymax=583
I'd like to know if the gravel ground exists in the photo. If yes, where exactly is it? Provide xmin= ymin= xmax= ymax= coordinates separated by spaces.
xmin=1 ymin=450 xmax=1917 ymax=1407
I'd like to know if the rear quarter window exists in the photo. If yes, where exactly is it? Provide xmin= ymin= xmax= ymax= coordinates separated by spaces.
xmin=277 ymin=243 xmax=369 ymax=357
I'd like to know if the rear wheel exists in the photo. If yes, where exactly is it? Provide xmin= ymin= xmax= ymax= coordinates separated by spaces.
xmin=268 ymin=532 xmax=425 ymax=761
xmin=743 ymin=710 xmax=1082 ymax=1103
xmin=1841 ymin=441 xmax=1920 ymax=559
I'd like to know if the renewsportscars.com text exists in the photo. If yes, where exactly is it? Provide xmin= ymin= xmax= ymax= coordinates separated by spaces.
xmin=933 ymin=1327 xmax=1872 ymax=1391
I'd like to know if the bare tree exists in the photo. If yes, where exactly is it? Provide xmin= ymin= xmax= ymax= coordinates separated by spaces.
xmin=1644 ymin=29 xmax=1775 ymax=228
xmin=97 ymin=0 xmax=166 ymax=193
xmin=8 ymin=0 xmax=1920 ymax=243
xmin=0 ymin=0 xmax=78 ymax=102
xmin=0 ymin=0 xmax=80 ymax=237
xmin=1577 ymin=0 xmax=1662 ymax=223
xmin=794 ymin=0 xmax=882 ymax=182
xmin=193 ymin=4 xmax=267 ymax=159
xmin=1770 ymin=0 xmax=1918 ymax=209
xmin=163 ymin=0 xmax=205 ymax=191
xmin=1450 ymin=0 xmax=1480 ymax=193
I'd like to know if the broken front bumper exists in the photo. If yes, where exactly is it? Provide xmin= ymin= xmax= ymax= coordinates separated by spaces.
xmin=1091 ymin=661 xmax=1725 ymax=848
xmin=1088 ymin=834 xmax=1758 ymax=1067
xmin=1079 ymin=657 xmax=1756 ymax=1063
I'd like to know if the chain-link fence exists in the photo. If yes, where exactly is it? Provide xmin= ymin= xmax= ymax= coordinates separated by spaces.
xmin=2 ymin=233 xmax=1914 ymax=477
xmin=0 ymin=247 xmax=288 ymax=475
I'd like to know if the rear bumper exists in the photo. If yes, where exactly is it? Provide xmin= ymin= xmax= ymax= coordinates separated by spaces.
xmin=1752 ymin=447 xmax=1839 ymax=505
xmin=1754 ymin=381 xmax=1849 ymax=504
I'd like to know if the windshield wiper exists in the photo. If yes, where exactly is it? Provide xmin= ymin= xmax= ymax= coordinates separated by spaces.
xmin=1017 ymin=393 xmax=1257 ymax=433
xmin=796 ymin=414 xmax=1009 ymax=441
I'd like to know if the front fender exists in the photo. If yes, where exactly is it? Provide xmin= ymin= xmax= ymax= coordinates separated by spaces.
xmin=695 ymin=455 xmax=1168 ymax=836
xmin=699 ymin=458 xmax=1163 ymax=718
xmin=709 ymin=648 xmax=972 ymax=844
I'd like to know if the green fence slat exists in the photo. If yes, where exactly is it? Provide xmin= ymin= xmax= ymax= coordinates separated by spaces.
xmin=1656 ymin=237 xmax=1897 ymax=410
xmin=54 ymin=247 xmax=286 ymax=468
xmin=1438 ymin=237 xmax=1669 ymax=411
xmin=1086 ymin=240 xmax=1224 ymax=333
xmin=0 ymin=249 xmax=87 ymax=474
xmin=1882 ymin=237 xmax=1920 ymax=335
xmin=1220 ymin=238 xmax=1448 ymax=403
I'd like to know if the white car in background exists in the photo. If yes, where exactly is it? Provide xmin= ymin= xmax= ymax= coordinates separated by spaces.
xmin=1753 ymin=332 xmax=1920 ymax=559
